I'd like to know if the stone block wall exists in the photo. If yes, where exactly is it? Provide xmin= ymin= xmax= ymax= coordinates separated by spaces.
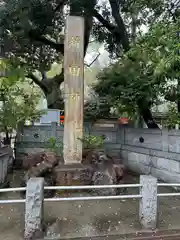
xmin=15 ymin=121 xmax=121 ymax=164
xmin=120 ymin=128 xmax=180 ymax=183
xmin=15 ymin=121 xmax=180 ymax=183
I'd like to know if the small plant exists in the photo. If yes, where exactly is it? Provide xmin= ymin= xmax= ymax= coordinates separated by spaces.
xmin=46 ymin=137 xmax=63 ymax=156
xmin=78 ymin=135 xmax=105 ymax=149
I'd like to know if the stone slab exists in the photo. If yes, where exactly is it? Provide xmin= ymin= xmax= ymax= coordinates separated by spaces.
xmin=54 ymin=164 xmax=93 ymax=191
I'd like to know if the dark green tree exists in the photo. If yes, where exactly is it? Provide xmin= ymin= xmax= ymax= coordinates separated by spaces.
xmin=93 ymin=19 xmax=179 ymax=128
xmin=0 ymin=0 xmax=175 ymax=127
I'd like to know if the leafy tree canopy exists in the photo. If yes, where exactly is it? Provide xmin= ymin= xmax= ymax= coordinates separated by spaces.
xmin=0 ymin=0 xmax=178 ymax=127
xmin=0 ymin=59 xmax=44 ymax=136
xmin=0 ymin=0 xmax=168 ymax=73
xmin=93 ymin=18 xmax=180 ymax=122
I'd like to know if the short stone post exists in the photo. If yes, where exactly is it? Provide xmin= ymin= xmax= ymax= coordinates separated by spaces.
xmin=24 ymin=178 xmax=44 ymax=240
xmin=139 ymin=175 xmax=157 ymax=229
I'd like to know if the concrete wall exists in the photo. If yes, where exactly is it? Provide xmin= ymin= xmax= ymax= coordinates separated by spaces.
xmin=119 ymin=128 xmax=180 ymax=183
xmin=15 ymin=122 xmax=180 ymax=183
xmin=15 ymin=121 xmax=121 ymax=157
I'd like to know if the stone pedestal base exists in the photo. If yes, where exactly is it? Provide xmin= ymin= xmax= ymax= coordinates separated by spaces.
xmin=54 ymin=163 xmax=93 ymax=194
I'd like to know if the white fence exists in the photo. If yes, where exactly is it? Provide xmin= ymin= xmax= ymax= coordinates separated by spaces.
xmin=0 ymin=175 xmax=180 ymax=240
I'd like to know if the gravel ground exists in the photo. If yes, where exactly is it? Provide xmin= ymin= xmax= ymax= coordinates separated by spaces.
xmin=0 ymin=171 xmax=180 ymax=239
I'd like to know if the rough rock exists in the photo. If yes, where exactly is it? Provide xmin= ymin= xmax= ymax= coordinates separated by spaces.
xmin=22 ymin=151 xmax=45 ymax=169
xmin=82 ymin=149 xmax=126 ymax=195
xmin=114 ymin=164 xmax=126 ymax=181
xmin=20 ymin=151 xmax=58 ymax=198
xmin=82 ymin=150 xmax=114 ymax=166
xmin=22 ymin=151 xmax=58 ymax=170
xmin=80 ymin=167 xmax=94 ymax=185
xmin=20 ymin=173 xmax=56 ymax=198
xmin=44 ymin=151 xmax=58 ymax=167
xmin=91 ymin=170 xmax=116 ymax=196
xmin=90 ymin=156 xmax=126 ymax=196
xmin=23 ymin=151 xmax=58 ymax=180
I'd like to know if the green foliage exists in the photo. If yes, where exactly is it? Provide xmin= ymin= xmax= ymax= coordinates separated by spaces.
xmin=0 ymin=0 xmax=178 ymax=115
xmin=84 ymin=98 xmax=113 ymax=122
xmin=0 ymin=0 xmax=174 ymax=71
xmin=0 ymin=59 xmax=43 ymax=133
xmin=93 ymin=0 xmax=166 ymax=57
xmin=0 ymin=0 xmax=64 ymax=71
xmin=94 ymin=19 xmax=180 ymax=118
xmin=78 ymin=135 xmax=104 ymax=149
xmin=164 ymin=105 xmax=180 ymax=129
xmin=46 ymin=137 xmax=63 ymax=156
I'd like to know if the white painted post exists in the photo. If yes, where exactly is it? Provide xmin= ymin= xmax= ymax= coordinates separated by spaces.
xmin=139 ymin=175 xmax=157 ymax=229
xmin=25 ymin=178 xmax=44 ymax=240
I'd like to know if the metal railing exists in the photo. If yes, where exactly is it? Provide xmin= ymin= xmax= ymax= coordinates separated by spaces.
xmin=1 ymin=182 xmax=180 ymax=204
xmin=1 ymin=176 xmax=180 ymax=238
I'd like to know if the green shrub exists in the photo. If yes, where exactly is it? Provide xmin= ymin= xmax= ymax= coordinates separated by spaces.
xmin=78 ymin=135 xmax=104 ymax=149
xmin=46 ymin=137 xmax=63 ymax=156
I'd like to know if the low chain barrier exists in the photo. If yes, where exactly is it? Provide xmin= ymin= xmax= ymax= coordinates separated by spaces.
xmin=0 ymin=176 xmax=180 ymax=239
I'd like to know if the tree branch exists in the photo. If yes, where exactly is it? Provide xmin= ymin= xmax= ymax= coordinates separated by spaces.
xmin=108 ymin=0 xmax=130 ymax=51
xmin=93 ymin=9 xmax=116 ymax=32
xmin=50 ymin=70 xmax=64 ymax=85
xmin=84 ymin=16 xmax=94 ymax=56
xmin=54 ymin=0 xmax=68 ymax=12
xmin=26 ymin=73 xmax=48 ymax=93
xmin=83 ymin=2 xmax=97 ymax=57
xmin=93 ymin=2 xmax=130 ymax=52
xmin=28 ymin=30 xmax=64 ymax=55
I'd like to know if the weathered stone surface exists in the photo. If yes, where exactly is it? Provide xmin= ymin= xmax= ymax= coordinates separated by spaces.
xmin=114 ymin=164 xmax=126 ymax=181
xmin=139 ymin=175 xmax=157 ymax=230
xmin=23 ymin=163 xmax=51 ymax=182
xmin=21 ymin=173 xmax=55 ymax=198
xmin=91 ymin=170 xmax=116 ymax=196
xmin=54 ymin=164 xmax=92 ymax=186
xmin=21 ymin=155 xmax=57 ymax=199
xmin=22 ymin=151 xmax=45 ymax=169
xmin=43 ymin=175 xmax=56 ymax=198
xmin=44 ymin=151 xmax=58 ymax=167
xmin=24 ymin=178 xmax=44 ymax=240
xmin=80 ymin=167 xmax=94 ymax=185
xmin=81 ymin=149 xmax=126 ymax=195
xmin=83 ymin=150 xmax=114 ymax=166
xmin=22 ymin=151 xmax=58 ymax=170
xmin=22 ymin=151 xmax=58 ymax=181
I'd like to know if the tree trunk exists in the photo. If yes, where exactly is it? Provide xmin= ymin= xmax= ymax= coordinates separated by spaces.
xmin=45 ymin=87 xmax=64 ymax=110
xmin=138 ymin=102 xmax=159 ymax=129
xmin=47 ymin=99 xmax=64 ymax=110
xmin=141 ymin=109 xmax=159 ymax=129
xmin=3 ymin=130 xmax=11 ymax=145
